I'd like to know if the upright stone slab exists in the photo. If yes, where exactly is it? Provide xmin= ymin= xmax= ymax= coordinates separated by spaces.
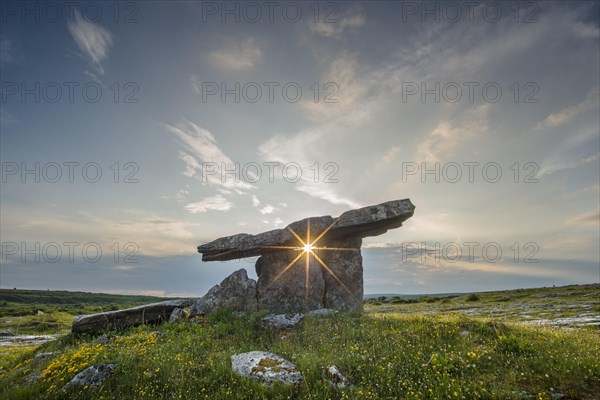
xmin=318 ymin=236 xmax=363 ymax=310
xmin=197 ymin=199 xmax=415 ymax=313
xmin=256 ymin=252 xmax=325 ymax=312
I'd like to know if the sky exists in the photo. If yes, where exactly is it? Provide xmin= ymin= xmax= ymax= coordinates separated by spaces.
xmin=1 ymin=0 xmax=599 ymax=297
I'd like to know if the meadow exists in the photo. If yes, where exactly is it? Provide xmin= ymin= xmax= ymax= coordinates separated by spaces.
xmin=0 ymin=285 xmax=598 ymax=399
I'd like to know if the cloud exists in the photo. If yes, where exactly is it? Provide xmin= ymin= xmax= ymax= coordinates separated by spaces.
xmin=0 ymin=36 xmax=13 ymax=66
xmin=258 ymin=125 xmax=360 ymax=208
xmin=207 ymin=37 xmax=263 ymax=71
xmin=296 ymin=184 xmax=360 ymax=208
xmin=67 ymin=9 xmax=113 ymax=75
xmin=178 ymin=151 xmax=200 ymax=177
xmin=382 ymin=146 xmax=401 ymax=163
xmin=167 ymin=120 xmax=253 ymax=191
xmin=112 ymin=264 xmax=138 ymax=272
xmin=259 ymin=205 xmax=275 ymax=215
xmin=301 ymin=52 xmax=371 ymax=122
xmin=539 ymin=152 xmax=599 ymax=177
xmin=252 ymin=195 xmax=261 ymax=207
xmin=538 ymin=122 xmax=599 ymax=176
xmin=184 ymin=195 xmax=233 ymax=214
xmin=566 ymin=209 xmax=600 ymax=226
xmin=1 ymin=208 xmax=199 ymax=257
xmin=309 ymin=12 xmax=365 ymax=38
xmin=536 ymin=87 xmax=600 ymax=129
xmin=417 ymin=104 xmax=489 ymax=162
xmin=0 ymin=108 xmax=17 ymax=124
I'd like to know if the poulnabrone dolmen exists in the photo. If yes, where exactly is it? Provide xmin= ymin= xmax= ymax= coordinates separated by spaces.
xmin=196 ymin=199 xmax=415 ymax=313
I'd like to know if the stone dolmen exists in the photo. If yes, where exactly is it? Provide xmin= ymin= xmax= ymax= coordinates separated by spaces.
xmin=196 ymin=199 xmax=415 ymax=313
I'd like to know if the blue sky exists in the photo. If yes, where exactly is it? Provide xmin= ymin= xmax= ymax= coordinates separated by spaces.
xmin=1 ymin=1 xmax=598 ymax=296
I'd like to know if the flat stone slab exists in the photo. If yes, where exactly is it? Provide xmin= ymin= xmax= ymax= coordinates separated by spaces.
xmin=198 ymin=199 xmax=414 ymax=261
xmin=71 ymin=299 xmax=192 ymax=334
xmin=231 ymin=351 xmax=303 ymax=386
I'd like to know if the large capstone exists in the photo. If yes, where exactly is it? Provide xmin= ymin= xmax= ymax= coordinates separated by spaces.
xmin=197 ymin=199 xmax=415 ymax=313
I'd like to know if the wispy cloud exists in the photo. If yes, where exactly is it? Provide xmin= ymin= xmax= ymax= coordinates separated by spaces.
xmin=309 ymin=11 xmax=365 ymax=38
xmin=382 ymin=146 xmax=401 ymax=163
xmin=207 ymin=37 xmax=263 ymax=71
xmin=536 ymin=87 xmax=600 ymax=130
xmin=167 ymin=120 xmax=253 ymax=191
xmin=2 ymin=208 xmax=198 ymax=257
xmin=185 ymin=195 xmax=233 ymax=214
xmin=67 ymin=9 xmax=113 ymax=75
xmin=258 ymin=125 xmax=360 ymax=208
xmin=566 ymin=209 xmax=600 ymax=226
xmin=538 ymin=123 xmax=599 ymax=176
xmin=417 ymin=104 xmax=489 ymax=162
xmin=0 ymin=108 xmax=17 ymax=124
xmin=0 ymin=36 xmax=13 ymax=66
xmin=301 ymin=52 xmax=371 ymax=122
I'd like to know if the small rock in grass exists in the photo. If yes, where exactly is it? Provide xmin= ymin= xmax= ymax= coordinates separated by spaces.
xmin=25 ymin=372 xmax=41 ymax=385
xmin=95 ymin=335 xmax=117 ymax=344
xmin=322 ymin=365 xmax=351 ymax=388
xmin=307 ymin=308 xmax=337 ymax=317
xmin=33 ymin=352 xmax=59 ymax=364
xmin=231 ymin=351 xmax=303 ymax=386
xmin=150 ymin=331 xmax=167 ymax=339
xmin=62 ymin=363 xmax=116 ymax=391
xmin=459 ymin=331 xmax=471 ymax=337
xmin=260 ymin=313 xmax=304 ymax=330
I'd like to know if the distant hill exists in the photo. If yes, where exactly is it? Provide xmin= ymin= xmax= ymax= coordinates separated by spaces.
xmin=0 ymin=288 xmax=187 ymax=319
xmin=364 ymin=283 xmax=600 ymax=300
xmin=364 ymin=292 xmax=464 ymax=299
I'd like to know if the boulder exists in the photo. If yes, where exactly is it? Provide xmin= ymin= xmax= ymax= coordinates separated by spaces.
xmin=231 ymin=351 xmax=303 ymax=386
xmin=190 ymin=269 xmax=257 ymax=316
xmin=71 ymin=299 xmax=192 ymax=334
xmin=62 ymin=363 xmax=116 ymax=391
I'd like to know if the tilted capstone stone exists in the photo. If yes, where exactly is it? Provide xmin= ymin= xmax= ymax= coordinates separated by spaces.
xmin=197 ymin=199 xmax=415 ymax=312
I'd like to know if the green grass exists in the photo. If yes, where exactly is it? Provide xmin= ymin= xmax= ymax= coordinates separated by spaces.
xmin=0 ymin=285 xmax=598 ymax=399
xmin=0 ymin=289 xmax=180 ymax=335
xmin=0 ymin=311 xmax=598 ymax=399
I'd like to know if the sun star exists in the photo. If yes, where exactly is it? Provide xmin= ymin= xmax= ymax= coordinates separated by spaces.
xmin=262 ymin=219 xmax=360 ymax=305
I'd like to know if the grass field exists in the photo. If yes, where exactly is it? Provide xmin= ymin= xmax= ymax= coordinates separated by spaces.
xmin=0 ymin=289 xmax=178 ymax=335
xmin=0 ymin=285 xmax=598 ymax=399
